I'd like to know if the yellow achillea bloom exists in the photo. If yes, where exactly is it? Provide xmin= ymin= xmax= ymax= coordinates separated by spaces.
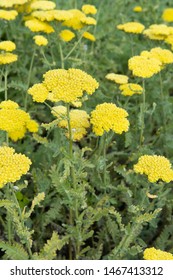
xmin=134 ymin=155 xmax=173 ymax=183
xmin=128 ymin=55 xmax=161 ymax=78
xmin=59 ymin=29 xmax=75 ymax=42
xmin=25 ymin=18 xmax=54 ymax=33
xmin=143 ymin=24 xmax=170 ymax=40
xmin=90 ymin=103 xmax=129 ymax=136
xmin=42 ymin=68 xmax=99 ymax=103
xmin=0 ymin=41 xmax=16 ymax=52
xmin=162 ymin=8 xmax=173 ymax=22
xmin=119 ymin=83 xmax=143 ymax=96
xmin=82 ymin=31 xmax=96 ymax=41
xmin=117 ymin=22 xmax=145 ymax=34
xmin=0 ymin=9 xmax=18 ymax=20
xmin=106 ymin=73 xmax=129 ymax=84
xmin=52 ymin=106 xmax=90 ymax=141
xmin=28 ymin=83 xmax=49 ymax=103
xmin=0 ymin=146 xmax=31 ymax=188
xmin=32 ymin=10 xmax=72 ymax=22
xmin=62 ymin=9 xmax=85 ymax=30
xmin=30 ymin=1 xmax=56 ymax=11
xmin=0 ymin=100 xmax=38 ymax=141
xmin=82 ymin=4 xmax=97 ymax=15
xmin=33 ymin=35 xmax=48 ymax=46
xmin=133 ymin=6 xmax=142 ymax=12
xmin=0 ymin=0 xmax=28 ymax=7
xmin=0 ymin=52 xmax=18 ymax=65
xmin=141 ymin=47 xmax=173 ymax=65
xmin=144 ymin=247 xmax=173 ymax=260
xmin=80 ymin=16 xmax=96 ymax=25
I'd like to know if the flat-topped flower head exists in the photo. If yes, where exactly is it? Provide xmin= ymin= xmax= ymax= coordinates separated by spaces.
xmin=28 ymin=83 xmax=49 ymax=103
xmin=30 ymin=1 xmax=56 ymax=11
xmin=162 ymin=8 xmax=173 ymax=22
xmin=0 ymin=52 xmax=18 ymax=65
xmin=0 ymin=146 xmax=31 ymax=188
xmin=0 ymin=9 xmax=18 ymax=20
xmin=134 ymin=155 xmax=173 ymax=183
xmin=82 ymin=4 xmax=97 ymax=15
xmin=128 ymin=55 xmax=161 ymax=78
xmin=90 ymin=102 xmax=129 ymax=136
xmin=0 ymin=0 xmax=28 ymax=7
xmin=0 ymin=41 xmax=16 ymax=52
xmin=59 ymin=29 xmax=75 ymax=42
xmin=62 ymin=9 xmax=86 ymax=30
xmin=106 ymin=73 xmax=128 ymax=84
xmin=82 ymin=31 xmax=96 ymax=41
xmin=25 ymin=18 xmax=54 ymax=33
xmin=119 ymin=83 xmax=143 ymax=96
xmin=133 ymin=6 xmax=142 ymax=12
xmin=117 ymin=22 xmax=145 ymax=34
xmin=52 ymin=106 xmax=90 ymax=141
xmin=144 ymin=247 xmax=173 ymax=260
xmin=0 ymin=100 xmax=38 ymax=141
xmin=143 ymin=24 xmax=170 ymax=40
xmin=146 ymin=47 xmax=173 ymax=65
xmin=33 ymin=35 xmax=48 ymax=46
xmin=42 ymin=68 xmax=99 ymax=103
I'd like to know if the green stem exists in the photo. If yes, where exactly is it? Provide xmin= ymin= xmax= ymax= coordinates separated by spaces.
xmin=103 ymin=134 xmax=107 ymax=189
xmin=4 ymin=67 xmax=8 ymax=101
xmin=24 ymin=48 xmax=36 ymax=110
xmin=40 ymin=48 xmax=51 ymax=69
xmin=64 ymin=34 xmax=84 ymax=61
xmin=59 ymin=43 xmax=65 ymax=69
xmin=10 ymin=185 xmax=33 ymax=259
xmin=140 ymin=79 xmax=146 ymax=146
xmin=66 ymin=103 xmax=80 ymax=259
xmin=7 ymin=184 xmax=12 ymax=244
xmin=159 ymin=72 xmax=167 ymax=155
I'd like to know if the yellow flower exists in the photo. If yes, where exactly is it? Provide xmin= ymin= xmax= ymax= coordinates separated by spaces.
xmin=133 ymin=6 xmax=142 ymax=12
xmin=144 ymin=247 xmax=173 ymax=260
xmin=82 ymin=31 xmax=96 ymax=41
xmin=0 ymin=9 xmax=18 ymax=20
xmin=143 ymin=24 xmax=170 ymax=40
xmin=42 ymin=68 xmax=99 ymax=103
xmin=0 ymin=0 xmax=28 ymax=7
xmin=80 ymin=16 xmax=96 ymax=25
xmin=32 ymin=10 xmax=73 ymax=22
xmin=30 ymin=1 xmax=56 ymax=11
xmin=0 ymin=100 xmax=38 ymax=141
xmin=162 ymin=8 xmax=173 ymax=22
xmin=141 ymin=47 xmax=173 ymax=65
xmin=59 ymin=29 xmax=75 ymax=42
xmin=119 ymin=83 xmax=143 ymax=96
xmin=52 ymin=106 xmax=90 ymax=141
xmin=0 ymin=41 xmax=16 ymax=52
xmin=0 ymin=146 xmax=31 ymax=188
xmin=134 ymin=155 xmax=173 ymax=183
xmin=90 ymin=103 xmax=129 ymax=136
xmin=0 ymin=52 xmax=18 ymax=64
xmin=82 ymin=4 xmax=97 ymax=15
xmin=28 ymin=83 xmax=49 ymax=103
xmin=25 ymin=18 xmax=54 ymax=33
xmin=128 ymin=55 xmax=161 ymax=78
xmin=62 ymin=9 xmax=85 ymax=30
xmin=33 ymin=35 xmax=48 ymax=46
xmin=117 ymin=22 xmax=145 ymax=34
xmin=106 ymin=73 xmax=129 ymax=84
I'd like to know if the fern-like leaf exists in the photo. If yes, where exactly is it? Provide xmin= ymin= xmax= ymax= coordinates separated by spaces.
xmin=0 ymin=241 xmax=29 ymax=260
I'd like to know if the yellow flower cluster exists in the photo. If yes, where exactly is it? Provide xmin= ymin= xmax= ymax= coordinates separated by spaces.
xmin=141 ymin=47 xmax=173 ymax=65
xmin=0 ymin=100 xmax=38 ymax=141
xmin=0 ymin=9 xmax=18 ymax=20
xmin=162 ymin=8 xmax=173 ymax=22
xmin=62 ymin=9 xmax=96 ymax=30
xmin=0 ymin=146 xmax=31 ymax=188
xmin=29 ymin=69 xmax=99 ymax=104
xmin=59 ymin=29 xmax=75 ymax=42
xmin=30 ymin=1 xmax=56 ymax=11
xmin=25 ymin=18 xmax=54 ymax=33
xmin=0 ymin=41 xmax=16 ymax=52
xmin=0 ymin=0 xmax=28 ymax=7
xmin=82 ymin=4 xmax=97 ymax=15
xmin=133 ymin=6 xmax=143 ymax=12
xmin=143 ymin=24 xmax=170 ymax=40
xmin=144 ymin=247 xmax=173 ymax=260
xmin=117 ymin=22 xmax=145 ymax=34
xmin=31 ymin=10 xmax=73 ymax=22
xmin=82 ymin=31 xmax=96 ymax=42
xmin=119 ymin=83 xmax=143 ymax=96
xmin=51 ymin=105 xmax=90 ymax=141
xmin=90 ymin=103 xmax=129 ymax=136
xmin=134 ymin=155 xmax=173 ymax=183
xmin=33 ymin=35 xmax=48 ymax=46
xmin=106 ymin=73 xmax=129 ymax=84
xmin=128 ymin=55 xmax=161 ymax=78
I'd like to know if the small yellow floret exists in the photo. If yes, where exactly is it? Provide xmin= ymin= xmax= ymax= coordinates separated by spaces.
xmin=82 ymin=31 xmax=96 ymax=41
xmin=117 ymin=22 xmax=145 ymax=34
xmin=162 ymin=8 xmax=173 ymax=22
xmin=0 ymin=9 xmax=18 ymax=20
xmin=25 ymin=18 xmax=54 ymax=33
xmin=33 ymin=35 xmax=48 ymax=46
xmin=59 ymin=29 xmax=75 ymax=42
xmin=0 ymin=41 xmax=16 ymax=52
xmin=144 ymin=247 xmax=173 ymax=260
xmin=119 ymin=83 xmax=143 ymax=96
xmin=30 ymin=1 xmax=56 ymax=11
xmin=0 ymin=52 xmax=17 ymax=64
xmin=82 ymin=4 xmax=97 ymax=15
xmin=28 ymin=83 xmax=49 ymax=103
xmin=106 ymin=73 xmax=128 ymax=84
xmin=133 ymin=6 xmax=142 ymax=12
